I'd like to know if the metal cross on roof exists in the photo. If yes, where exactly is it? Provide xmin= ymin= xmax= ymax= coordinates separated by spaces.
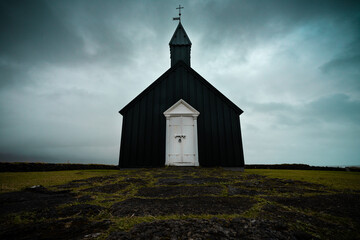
xmin=173 ymin=5 xmax=184 ymax=22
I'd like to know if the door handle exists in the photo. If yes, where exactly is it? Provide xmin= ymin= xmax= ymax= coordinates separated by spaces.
xmin=175 ymin=135 xmax=186 ymax=139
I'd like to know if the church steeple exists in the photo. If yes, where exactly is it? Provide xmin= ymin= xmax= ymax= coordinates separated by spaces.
xmin=169 ymin=22 xmax=192 ymax=67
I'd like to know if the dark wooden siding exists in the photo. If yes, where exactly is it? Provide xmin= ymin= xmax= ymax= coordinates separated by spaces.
xmin=119 ymin=63 xmax=244 ymax=167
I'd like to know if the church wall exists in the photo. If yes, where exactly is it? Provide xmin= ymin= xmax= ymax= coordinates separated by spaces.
xmin=119 ymin=64 xmax=244 ymax=167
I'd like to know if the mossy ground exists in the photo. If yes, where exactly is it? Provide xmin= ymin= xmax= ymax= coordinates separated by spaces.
xmin=246 ymin=169 xmax=360 ymax=190
xmin=0 ymin=167 xmax=359 ymax=239
xmin=0 ymin=169 xmax=119 ymax=193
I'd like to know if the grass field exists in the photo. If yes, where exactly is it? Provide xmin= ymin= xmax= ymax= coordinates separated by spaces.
xmin=0 ymin=169 xmax=119 ymax=193
xmin=245 ymin=169 xmax=360 ymax=190
xmin=1 ymin=168 xmax=359 ymax=192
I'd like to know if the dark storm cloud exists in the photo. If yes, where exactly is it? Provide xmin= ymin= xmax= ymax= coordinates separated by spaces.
xmin=0 ymin=0 xmax=83 ymax=89
xmin=248 ymin=94 xmax=360 ymax=126
xmin=0 ymin=0 xmax=82 ymax=64
xmin=0 ymin=0 xmax=139 ymax=89
xmin=0 ymin=65 xmax=16 ymax=88
xmin=322 ymin=54 xmax=360 ymax=73
xmin=321 ymin=37 xmax=360 ymax=75
xmin=48 ymin=0 xmax=137 ymax=61
xmin=307 ymin=94 xmax=360 ymax=124
xmin=188 ymin=0 xmax=360 ymax=49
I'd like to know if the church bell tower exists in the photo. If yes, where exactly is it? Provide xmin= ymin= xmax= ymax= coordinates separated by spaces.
xmin=169 ymin=5 xmax=192 ymax=67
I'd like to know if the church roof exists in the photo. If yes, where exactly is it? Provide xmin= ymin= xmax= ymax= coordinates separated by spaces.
xmin=169 ymin=22 xmax=192 ymax=46
xmin=119 ymin=61 xmax=243 ymax=115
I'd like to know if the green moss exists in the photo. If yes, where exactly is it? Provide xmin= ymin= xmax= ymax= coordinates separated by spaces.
xmin=0 ymin=170 xmax=120 ymax=193
xmin=106 ymin=213 xmax=244 ymax=233
xmin=245 ymin=169 xmax=360 ymax=191
xmin=241 ymin=197 xmax=269 ymax=218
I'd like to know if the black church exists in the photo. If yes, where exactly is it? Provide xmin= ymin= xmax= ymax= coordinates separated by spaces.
xmin=119 ymin=17 xmax=244 ymax=168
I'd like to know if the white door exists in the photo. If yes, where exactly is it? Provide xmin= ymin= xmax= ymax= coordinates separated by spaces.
xmin=168 ymin=116 xmax=196 ymax=166
xmin=164 ymin=99 xmax=200 ymax=166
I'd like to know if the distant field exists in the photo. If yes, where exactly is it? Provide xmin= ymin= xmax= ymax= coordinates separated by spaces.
xmin=0 ymin=169 xmax=119 ymax=193
xmin=246 ymin=169 xmax=360 ymax=191
xmin=1 ymin=168 xmax=359 ymax=192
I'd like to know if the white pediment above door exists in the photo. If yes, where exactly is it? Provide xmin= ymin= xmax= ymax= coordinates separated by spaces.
xmin=164 ymin=99 xmax=200 ymax=117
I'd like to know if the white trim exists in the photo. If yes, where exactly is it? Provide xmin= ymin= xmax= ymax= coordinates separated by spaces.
xmin=163 ymin=99 xmax=200 ymax=166
xmin=193 ymin=118 xmax=199 ymax=166
xmin=165 ymin=117 xmax=170 ymax=166
xmin=164 ymin=99 xmax=200 ymax=117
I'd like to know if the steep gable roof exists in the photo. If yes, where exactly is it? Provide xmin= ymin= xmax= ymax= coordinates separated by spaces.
xmin=119 ymin=61 xmax=243 ymax=115
xmin=169 ymin=22 xmax=192 ymax=46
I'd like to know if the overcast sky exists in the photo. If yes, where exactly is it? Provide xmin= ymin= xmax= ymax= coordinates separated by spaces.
xmin=1 ymin=0 xmax=359 ymax=166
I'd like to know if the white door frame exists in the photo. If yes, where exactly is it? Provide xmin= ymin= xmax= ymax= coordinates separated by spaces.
xmin=164 ymin=99 xmax=200 ymax=166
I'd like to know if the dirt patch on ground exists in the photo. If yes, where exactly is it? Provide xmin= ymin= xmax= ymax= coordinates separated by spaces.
xmin=267 ymin=193 xmax=360 ymax=223
xmin=81 ymin=183 xmax=128 ymax=194
xmin=233 ymin=177 xmax=328 ymax=194
xmin=54 ymin=180 xmax=91 ymax=189
xmin=156 ymin=176 xmax=230 ymax=185
xmin=53 ymin=175 xmax=122 ymax=189
xmin=11 ymin=204 xmax=107 ymax=224
xmin=111 ymin=196 xmax=256 ymax=216
xmin=76 ymin=195 xmax=94 ymax=202
xmin=0 ymin=217 xmax=111 ymax=240
xmin=228 ymin=186 xmax=265 ymax=196
xmin=80 ymin=175 xmax=121 ymax=184
xmin=59 ymin=204 xmax=105 ymax=217
xmin=136 ymin=185 xmax=223 ymax=197
xmin=122 ymin=177 xmax=147 ymax=185
xmin=153 ymin=173 xmax=179 ymax=178
xmin=0 ymin=186 xmax=75 ymax=216
xmin=260 ymin=204 xmax=337 ymax=229
xmin=258 ymin=203 xmax=359 ymax=239
xmin=107 ymin=217 xmax=313 ymax=240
